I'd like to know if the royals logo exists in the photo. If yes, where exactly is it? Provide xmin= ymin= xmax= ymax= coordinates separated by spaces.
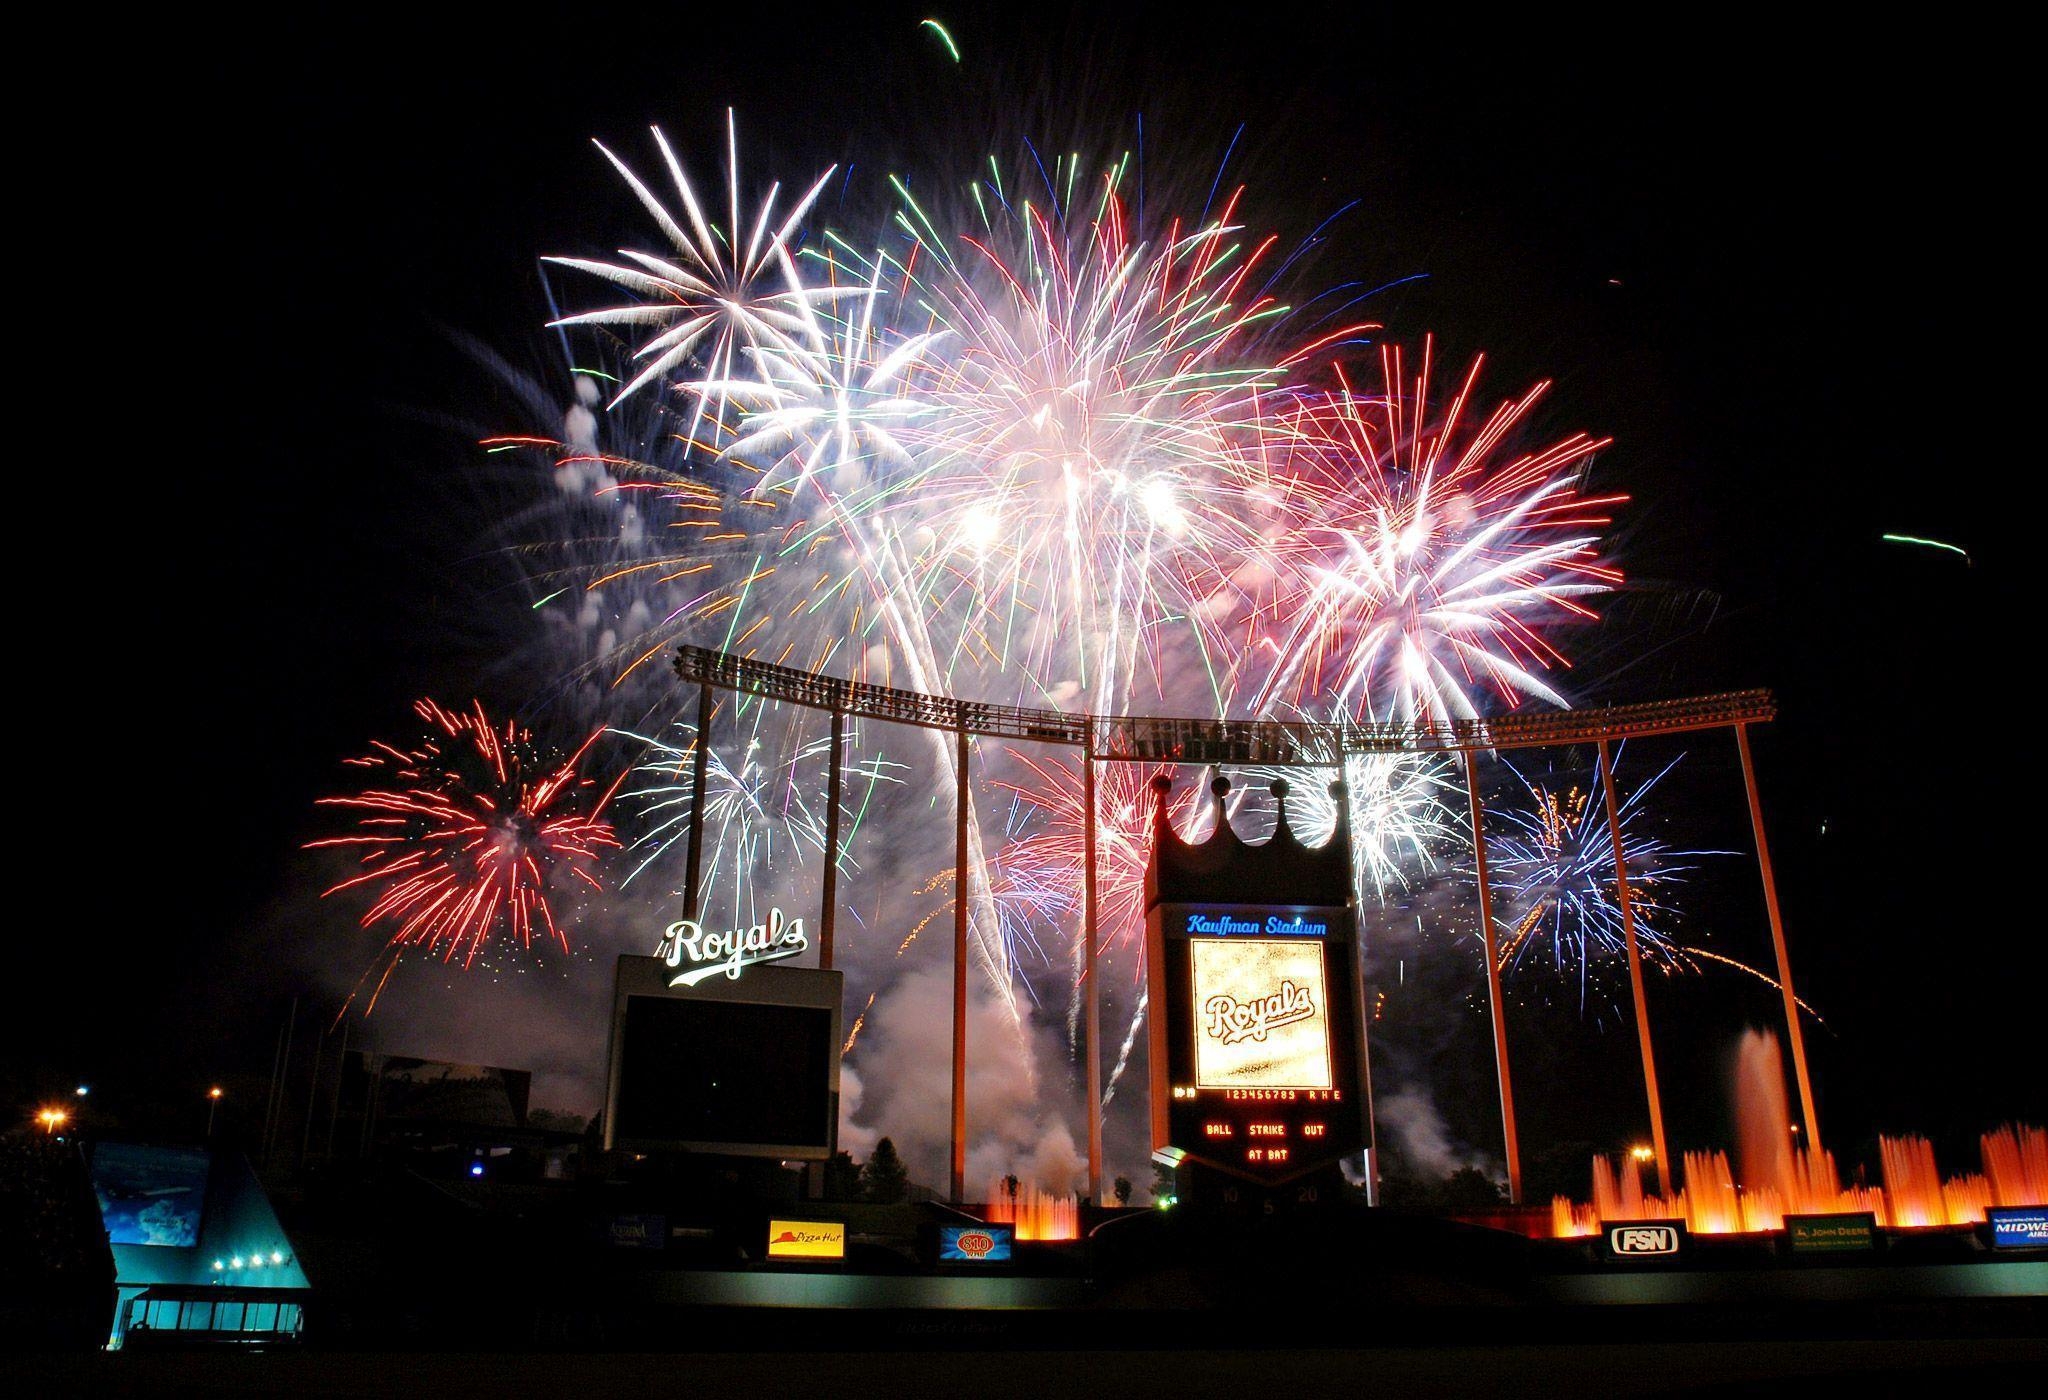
xmin=657 ymin=906 xmax=808 ymax=986
xmin=1202 ymin=981 xmax=1316 ymax=1045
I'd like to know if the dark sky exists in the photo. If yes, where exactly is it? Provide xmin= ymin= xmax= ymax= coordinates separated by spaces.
xmin=23 ymin=4 xmax=2032 ymax=1155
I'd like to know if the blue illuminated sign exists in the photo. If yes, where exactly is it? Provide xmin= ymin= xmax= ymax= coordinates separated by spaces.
xmin=1989 ymin=1207 xmax=2048 ymax=1249
xmin=1183 ymin=910 xmax=1329 ymax=937
xmin=938 ymin=1224 xmax=1013 ymax=1262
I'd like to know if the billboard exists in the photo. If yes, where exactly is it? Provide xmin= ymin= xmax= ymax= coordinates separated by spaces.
xmin=88 ymin=1142 xmax=211 ymax=1248
xmin=604 ymin=954 xmax=844 ymax=1158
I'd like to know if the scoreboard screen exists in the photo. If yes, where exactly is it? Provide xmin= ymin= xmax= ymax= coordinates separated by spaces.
xmin=1149 ymin=902 xmax=1368 ymax=1183
xmin=1190 ymin=938 xmax=1334 ymax=1091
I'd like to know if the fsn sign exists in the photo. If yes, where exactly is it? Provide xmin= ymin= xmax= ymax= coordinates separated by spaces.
xmin=1604 ymin=1221 xmax=1684 ymax=1258
xmin=656 ymin=906 xmax=808 ymax=987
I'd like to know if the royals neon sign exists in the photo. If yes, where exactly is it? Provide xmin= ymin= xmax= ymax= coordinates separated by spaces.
xmin=656 ymin=907 xmax=808 ymax=986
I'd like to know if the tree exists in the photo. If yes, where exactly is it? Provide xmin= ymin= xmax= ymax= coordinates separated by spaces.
xmin=1439 ymin=1166 xmax=1508 ymax=1211
xmin=1112 ymin=1175 xmax=1133 ymax=1207
xmin=860 ymin=1137 xmax=909 ymax=1203
xmin=822 ymin=1151 xmax=861 ymax=1202
xmin=1150 ymin=1161 xmax=1177 ymax=1204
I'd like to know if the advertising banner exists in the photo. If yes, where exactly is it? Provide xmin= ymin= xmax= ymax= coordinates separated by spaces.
xmin=1988 ymin=1207 xmax=2048 ymax=1249
xmin=1784 ymin=1212 xmax=1877 ymax=1253
xmin=765 ymin=1219 xmax=846 ymax=1260
xmin=1600 ymin=1219 xmax=1687 ymax=1261
xmin=938 ymin=1224 xmax=1014 ymax=1263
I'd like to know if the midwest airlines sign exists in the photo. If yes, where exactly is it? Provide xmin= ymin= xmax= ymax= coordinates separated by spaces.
xmin=656 ymin=907 xmax=808 ymax=986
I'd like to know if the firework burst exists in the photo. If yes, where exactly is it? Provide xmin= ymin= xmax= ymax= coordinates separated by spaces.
xmin=1484 ymin=749 xmax=1724 ymax=1005
xmin=1250 ymin=338 xmax=1622 ymax=723
xmin=309 ymin=699 xmax=621 ymax=1006
xmin=543 ymin=111 xmax=863 ymax=443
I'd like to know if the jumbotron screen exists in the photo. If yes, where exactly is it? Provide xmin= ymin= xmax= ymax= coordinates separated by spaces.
xmin=1150 ymin=903 xmax=1368 ymax=1183
xmin=613 ymin=995 xmax=834 ymax=1152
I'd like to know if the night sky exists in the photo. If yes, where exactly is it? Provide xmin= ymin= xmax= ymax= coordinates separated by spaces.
xmin=26 ymin=4 xmax=2033 ymax=1165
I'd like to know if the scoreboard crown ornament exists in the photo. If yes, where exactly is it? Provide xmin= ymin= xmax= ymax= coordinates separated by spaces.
xmin=1146 ymin=774 xmax=1374 ymax=1188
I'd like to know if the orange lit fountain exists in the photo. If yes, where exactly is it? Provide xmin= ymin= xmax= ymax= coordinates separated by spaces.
xmin=984 ymin=1179 xmax=1080 ymax=1241
xmin=1552 ymin=1030 xmax=2048 ymax=1237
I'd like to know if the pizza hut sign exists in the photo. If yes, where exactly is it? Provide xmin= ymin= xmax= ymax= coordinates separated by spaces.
xmin=657 ymin=906 xmax=808 ymax=987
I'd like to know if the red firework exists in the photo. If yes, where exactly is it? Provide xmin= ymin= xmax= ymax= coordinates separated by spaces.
xmin=309 ymin=699 xmax=621 ymax=993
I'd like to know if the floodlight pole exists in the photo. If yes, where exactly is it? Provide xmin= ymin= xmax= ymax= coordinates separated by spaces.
xmin=682 ymin=682 xmax=714 ymax=923
xmin=951 ymin=725 xmax=970 ymax=1204
xmin=1598 ymin=738 xmax=1671 ymax=1194
xmin=1462 ymin=749 xmax=1523 ymax=1205
xmin=820 ymin=708 xmax=844 ymax=971
xmin=1082 ymin=735 xmax=1103 ymax=1205
xmin=1736 ymin=722 xmax=1820 ymax=1147
xmin=325 ymin=1015 xmax=349 ymax=1158
xmin=1334 ymin=775 xmax=1382 ymax=1208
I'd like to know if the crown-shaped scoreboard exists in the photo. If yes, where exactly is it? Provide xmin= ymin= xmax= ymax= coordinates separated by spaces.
xmin=1146 ymin=775 xmax=1372 ymax=1188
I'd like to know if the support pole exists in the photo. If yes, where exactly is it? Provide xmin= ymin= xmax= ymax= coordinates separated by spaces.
xmin=1598 ymin=738 xmax=1671 ymax=1194
xmin=951 ymin=726 xmax=970 ymax=1204
xmin=683 ymin=682 xmax=714 ymax=923
xmin=1463 ymin=749 xmax=1523 ymax=1205
xmin=820 ymin=709 xmax=845 ymax=971
xmin=1736 ymin=722 xmax=1820 ymax=1146
xmin=299 ymin=1016 xmax=323 ymax=1169
xmin=264 ymin=997 xmax=296 ymax=1167
xmin=1334 ymin=775 xmax=1381 ymax=1208
xmin=325 ymin=1014 xmax=349 ymax=1158
xmin=1082 ymin=737 xmax=1103 ymax=1205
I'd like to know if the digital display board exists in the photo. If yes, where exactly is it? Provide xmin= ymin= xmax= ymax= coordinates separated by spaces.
xmin=1149 ymin=902 xmax=1368 ymax=1184
xmin=1190 ymin=938 xmax=1334 ymax=1091
xmin=603 ymin=955 xmax=844 ymax=1159
xmin=938 ymin=1224 xmax=1014 ymax=1263
xmin=88 ymin=1142 xmax=211 ymax=1248
xmin=615 ymin=995 xmax=833 ymax=1149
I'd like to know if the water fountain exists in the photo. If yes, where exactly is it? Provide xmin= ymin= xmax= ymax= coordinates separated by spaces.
xmin=984 ymin=1178 xmax=1081 ymax=1241
xmin=1551 ymin=1029 xmax=2047 ymax=1237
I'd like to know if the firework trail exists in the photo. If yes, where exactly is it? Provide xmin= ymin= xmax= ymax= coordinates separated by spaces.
xmin=615 ymin=708 xmax=906 ymax=922
xmin=308 ymin=698 xmax=622 ymax=1010
xmin=1235 ymin=754 xmax=1459 ymax=901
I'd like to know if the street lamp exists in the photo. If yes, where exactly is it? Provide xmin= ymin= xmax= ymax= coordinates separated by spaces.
xmin=207 ymin=1087 xmax=223 ymax=1137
